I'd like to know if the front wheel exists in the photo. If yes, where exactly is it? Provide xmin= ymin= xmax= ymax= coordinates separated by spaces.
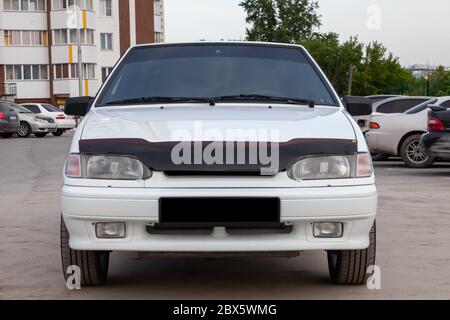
xmin=400 ymin=134 xmax=435 ymax=168
xmin=327 ymin=223 xmax=376 ymax=285
xmin=52 ymin=129 xmax=65 ymax=137
xmin=60 ymin=217 xmax=110 ymax=287
xmin=371 ymin=153 xmax=389 ymax=161
xmin=35 ymin=133 xmax=48 ymax=138
xmin=17 ymin=122 xmax=31 ymax=138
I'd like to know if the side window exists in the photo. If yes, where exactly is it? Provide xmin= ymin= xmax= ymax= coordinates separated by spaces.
xmin=376 ymin=101 xmax=396 ymax=113
xmin=440 ymin=100 xmax=450 ymax=108
xmin=0 ymin=103 xmax=10 ymax=111
xmin=377 ymin=99 xmax=428 ymax=114
xmin=22 ymin=105 xmax=41 ymax=113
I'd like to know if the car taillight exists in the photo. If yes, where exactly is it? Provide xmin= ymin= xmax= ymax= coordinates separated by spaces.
xmin=0 ymin=112 xmax=5 ymax=120
xmin=56 ymin=114 xmax=66 ymax=120
xmin=65 ymin=154 xmax=81 ymax=178
xmin=369 ymin=122 xmax=380 ymax=129
xmin=428 ymin=115 xmax=445 ymax=132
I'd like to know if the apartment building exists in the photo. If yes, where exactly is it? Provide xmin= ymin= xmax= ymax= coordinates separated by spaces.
xmin=0 ymin=0 xmax=165 ymax=106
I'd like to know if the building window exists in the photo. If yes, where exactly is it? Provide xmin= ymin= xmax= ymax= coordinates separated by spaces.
xmin=53 ymin=29 xmax=94 ymax=45
xmin=4 ymin=0 xmax=45 ymax=11
xmin=5 ymin=65 xmax=48 ymax=80
xmin=100 ymin=33 xmax=113 ymax=50
xmin=154 ymin=0 xmax=162 ymax=15
xmin=82 ymin=63 xmax=95 ymax=79
xmin=99 ymin=0 xmax=112 ymax=16
xmin=101 ymin=67 xmax=113 ymax=82
xmin=54 ymin=63 xmax=95 ymax=79
xmin=52 ymin=0 xmax=92 ymax=10
xmin=154 ymin=32 xmax=163 ymax=43
xmin=3 ymin=30 xmax=48 ymax=46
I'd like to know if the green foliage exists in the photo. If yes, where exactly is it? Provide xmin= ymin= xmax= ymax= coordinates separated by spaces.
xmin=428 ymin=66 xmax=450 ymax=96
xmin=240 ymin=0 xmax=450 ymax=96
xmin=239 ymin=0 xmax=321 ymax=43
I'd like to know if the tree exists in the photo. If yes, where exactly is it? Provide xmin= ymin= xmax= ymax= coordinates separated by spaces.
xmin=240 ymin=0 xmax=321 ymax=43
xmin=428 ymin=66 xmax=450 ymax=96
xmin=239 ymin=0 xmax=447 ymax=96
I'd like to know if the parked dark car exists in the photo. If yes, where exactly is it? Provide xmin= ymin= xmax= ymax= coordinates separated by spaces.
xmin=422 ymin=105 xmax=450 ymax=159
xmin=0 ymin=101 xmax=19 ymax=138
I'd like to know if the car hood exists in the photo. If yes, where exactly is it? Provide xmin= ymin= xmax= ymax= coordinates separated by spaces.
xmin=81 ymin=104 xmax=356 ymax=142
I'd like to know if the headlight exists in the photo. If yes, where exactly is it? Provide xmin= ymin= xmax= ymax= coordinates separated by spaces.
xmin=33 ymin=117 xmax=46 ymax=123
xmin=65 ymin=154 xmax=151 ymax=180
xmin=288 ymin=153 xmax=373 ymax=181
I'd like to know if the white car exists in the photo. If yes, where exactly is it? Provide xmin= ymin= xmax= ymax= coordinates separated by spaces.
xmin=365 ymin=98 xmax=445 ymax=167
xmin=21 ymin=103 xmax=76 ymax=136
xmin=61 ymin=42 xmax=377 ymax=286
xmin=354 ymin=96 xmax=431 ymax=134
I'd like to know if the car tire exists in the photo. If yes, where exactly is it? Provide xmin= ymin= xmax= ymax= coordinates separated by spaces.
xmin=60 ymin=217 xmax=110 ymax=287
xmin=0 ymin=133 xmax=14 ymax=138
xmin=327 ymin=222 xmax=376 ymax=285
xmin=17 ymin=122 xmax=31 ymax=138
xmin=35 ymin=133 xmax=48 ymax=138
xmin=400 ymin=134 xmax=435 ymax=168
xmin=52 ymin=129 xmax=65 ymax=137
xmin=371 ymin=153 xmax=389 ymax=161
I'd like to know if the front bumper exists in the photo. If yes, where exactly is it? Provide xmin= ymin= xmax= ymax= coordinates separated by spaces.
xmin=31 ymin=121 xmax=57 ymax=133
xmin=422 ymin=132 xmax=450 ymax=159
xmin=56 ymin=119 xmax=76 ymax=129
xmin=62 ymin=184 xmax=377 ymax=252
xmin=0 ymin=121 xmax=19 ymax=133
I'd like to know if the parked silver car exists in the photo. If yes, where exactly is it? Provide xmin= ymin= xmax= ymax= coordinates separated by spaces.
xmin=8 ymin=102 xmax=57 ymax=138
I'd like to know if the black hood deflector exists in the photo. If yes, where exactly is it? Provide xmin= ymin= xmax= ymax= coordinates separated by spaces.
xmin=79 ymin=138 xmax=357 ymax=173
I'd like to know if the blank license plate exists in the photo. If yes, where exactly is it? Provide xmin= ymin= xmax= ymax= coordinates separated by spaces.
xmin=159 ymin=197 xmax=281 ymax=229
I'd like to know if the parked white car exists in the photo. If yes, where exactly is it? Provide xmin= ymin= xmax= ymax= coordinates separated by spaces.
xmin=354 ymin=96 xmax=431 ymax=134
xmin=365 ymin=98 xmax=440 ymax=167
xmin=8 ymin=102 xmax=57 ymax=138
xmin=21 ymin=103 xmax=76 ymax=136
xmin=61 ymin=42 xmax=377 ymax=286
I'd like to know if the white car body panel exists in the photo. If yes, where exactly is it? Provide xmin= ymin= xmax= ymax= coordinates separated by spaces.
xmin=366 ymin=109 xmax=428 ymax=155
xmin=62 ymin=42 xmax=376 ymax=253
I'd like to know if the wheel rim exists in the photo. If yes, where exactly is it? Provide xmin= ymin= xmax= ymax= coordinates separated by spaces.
xmin=18 ymin=124 xmax=28 ymax=136
xmin=406 ymin=139 xmax=428 ymax=164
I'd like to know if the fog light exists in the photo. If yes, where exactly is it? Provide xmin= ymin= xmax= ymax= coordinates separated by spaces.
xmin=313 ymin=222 xmax=343 ymax=238
xmin=96 ymin=222 xmax=126 ymax=239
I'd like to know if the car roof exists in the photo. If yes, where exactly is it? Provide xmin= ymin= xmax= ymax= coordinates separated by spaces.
xmin=372 ymin=96 xmax=434 ymax=108
xmin=130 ymin=41 xmax=307 ymax=51
xmin=435 ymin=96 xmax=450 ymax=105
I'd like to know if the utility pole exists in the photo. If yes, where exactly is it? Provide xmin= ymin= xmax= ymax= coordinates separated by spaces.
xmin=77 ymin=5 xmax=83 ymax=96
xmin=347 ymin=64 xmax=354 ymax=96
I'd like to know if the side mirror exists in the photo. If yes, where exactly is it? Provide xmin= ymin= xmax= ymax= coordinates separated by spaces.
xmin=343 ymin=96 xmax=373 ymax=116
xmin=64 ymin=96 xmax=93 ymax=116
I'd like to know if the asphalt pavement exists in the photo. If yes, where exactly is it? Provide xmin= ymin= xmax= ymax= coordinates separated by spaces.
xmin=1 ymin=134 xmax=450 ymax=299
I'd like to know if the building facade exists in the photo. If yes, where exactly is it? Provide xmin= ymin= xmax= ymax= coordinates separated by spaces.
xmin=0 ymin=0 xmax=164 ymax=106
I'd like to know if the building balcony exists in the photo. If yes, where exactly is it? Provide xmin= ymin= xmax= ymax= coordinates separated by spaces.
xmin=50 ymin=9 xmax=96 ymax=30
xmin=5 ymin=80 xmax=50 ymax=100
xmin=0 ymin=11 xmax=47 ymax=30
xmin=0 ymin=46 xmax=49 ymax=65
xmin=53 ymin=79 xmax=99 ymax=97
xmin=51 ymin=44 xmax=97 ymax=64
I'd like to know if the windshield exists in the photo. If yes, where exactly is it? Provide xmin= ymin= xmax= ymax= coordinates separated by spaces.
xmin=95 ymin=44 xmax=338 ymax=107
xmin=42 ymin=104 xmax=61 ymax=112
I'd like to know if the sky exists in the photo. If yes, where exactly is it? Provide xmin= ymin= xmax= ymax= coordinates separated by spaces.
xmin=164 ymin=0 xmax=450 ymax=67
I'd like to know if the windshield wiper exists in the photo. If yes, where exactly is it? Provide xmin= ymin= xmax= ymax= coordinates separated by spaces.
xmin=213 ymin=94 xmax=315 ymax=108
xmin=101 ymin=96 xmax=214 ymax=106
